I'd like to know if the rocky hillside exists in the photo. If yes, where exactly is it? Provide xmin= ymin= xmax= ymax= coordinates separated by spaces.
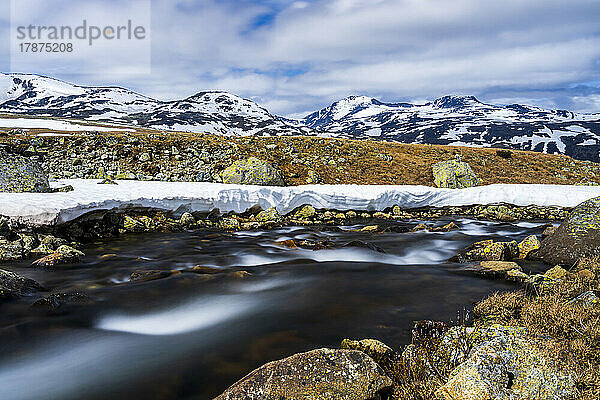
xmin=1 ymin=131 xmax=599 ymax=187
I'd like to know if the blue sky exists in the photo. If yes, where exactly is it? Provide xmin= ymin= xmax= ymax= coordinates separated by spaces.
xmin=1 ymin=0 xmax=600 ymax=117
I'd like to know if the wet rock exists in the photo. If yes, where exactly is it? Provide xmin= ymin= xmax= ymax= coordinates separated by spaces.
xmin=221 ymin=157 xmax=285 ymax=186
xmin=411 ymin=223 xmax=429 ymax=232
xmin=228 ymin=270 xmax=251 ymax=279
xmin=189 ymin=265 xmax=223 ymax=274
xmin=276 ymin=239 xmax=298 ymax=249
xmin=542 ymin=225 xmax=557 ymax=238
xmin=130 ymin=269 xmax=175 ymax=283
xmin=431 ymin=222 xmax=459 ymax=232
xmin=452 ymin=240 xmax=519 ymax=262
xmin=219 ymin=218 xmax=240 ymax=231
xmin=342 ymin=240 xmax=386 ymax=253
xmin=293 ymin=205 xmax=316 ymax=220
xmin=517 ymin=235 xmax=541 ymax=259
xmin=214 ymin=348 xmax=393 ymax=400
xmin=31 ymin=235 xmax=67 ymax=255
xmin=32 ymin=291 xmax=93 ymax=309
xmin=0 ymin=269 xmax=43 ymax=299
xmin=123 ymin=216 xmax=147 ymax=233
xmin=255 ymin=207 xmax=281 ymax=222
xmin=536 ymin=196 xmax=600 ymax=265
xmin=31 ymin=245 xmax=84 ymax=267
xmin=297 ymin=238 xmax=334 ymax=250
xmin=0 ymin=150 xmax=49 ymax=192
xmin=359 ymin=225 xmax=380 ymax=233
xmin=432 ymin=158 xmax=480 ymax=189
xmin=436 ymin=325 xmax=576 ymax=400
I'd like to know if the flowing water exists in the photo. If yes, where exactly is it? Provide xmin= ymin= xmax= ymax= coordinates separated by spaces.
xmin=0 ymin=218 xmax=553 ymax=400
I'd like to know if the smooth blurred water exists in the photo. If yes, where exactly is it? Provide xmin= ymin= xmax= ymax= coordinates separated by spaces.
xmin=0 ymin=218 xmax=553 ymax=400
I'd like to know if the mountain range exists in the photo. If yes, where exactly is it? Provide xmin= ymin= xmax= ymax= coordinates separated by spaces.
xmin=1 ymin=73 xmax=599 ymax=161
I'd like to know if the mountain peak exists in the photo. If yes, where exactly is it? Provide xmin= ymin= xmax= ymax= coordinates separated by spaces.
xmin=432 ymin=95 xmax=481 ymax=109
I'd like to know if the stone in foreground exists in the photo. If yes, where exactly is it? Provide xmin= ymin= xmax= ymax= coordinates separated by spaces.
xmin=214 ymin=348 xmax=393 ymax=400
xmin=221 ymin=157 xmax=285 ymax=186
xmin=536 ymin=196 xmax=600 ymax=265
xmin=436 ymin=326 xmax=576 ymax=400
xmin=432 ymin=159 xmax=480 ymax=189
xmin=0 ymin=150 xmax=49 ymax=193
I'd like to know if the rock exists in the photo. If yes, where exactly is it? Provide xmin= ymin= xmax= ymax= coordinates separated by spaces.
xmin=276 ymin=239 xmax=299 ymax=249
xmin=31 ymin=245 xmax=84 ymax=267
xmin=569 ymin=291 xmax=598 ymax=308
xmin=293 ymin=205 xmax=316 ymax=220
xmin=53 ymin=184 xmax=74 ymax=192
xmin=525 ymin=274 xmax=557 ymax=293
xmin=31 ymin=235 xmax=67 ymax=255
xmin=436 ymin=326 xmax=575 ymax=400
xmin=228 ymin=270 xmax=251 ymax=279
xmin=506 ymin=269 xmax=529 ymax=282
xmin=97 ymin=178 xmax=118 ymax=185
xmin=576 ymin=269 xmax=595 ymax=280
xmin=255 ymin=207 xmax=281 ymax=222
xmin=341 ymin=338 xmax=397 ymax=366
xmin=360 ymin=225 xmax=380 ymax=233
xmin=0 ymin=238 xmax=25 ymax=261
xmin=179 ymin=212 xmax=196 ymax=226
xmin=411 ymin=223 xmax=429 ymax=232
xmin=432 ymin=159 xmax=480 ymax=189
xmin=517 ymin=235 xmax=540 ymax=258
xmin=139 ymin=152 xmax=151 ymax=162
xmin=221 ymin=157 xmax=284 ymax=186
xmin=342 ymin=240 xmax=386 ymax=253
xmin=214 ymin=348 xmax=393 ymax=400
xmin=477 ymin=261 xmax=522 ymax=278
xmin=123 ymin=215 xmax=147 ymax=232
xmin=453 ymin=240 xmax=519 ymax=262
xmin=130 ymin=269 xmax=174 ymax=283
xmin=0 ymin=269 xmax=43 ymax=299
xmin=432 ymin=222 xmax=459 ymax=232
xmin=306 ymin=170 xmax=322 ymax=184
xmin=542 ymin=225 xmax=557 ymax=238
xmin=536 ymin=196 xmax=600 ymax=265
xmin=32 ymin=291 xmax=93 ymax=309
xmin=544 ymin=265 xmax=568 ymax=280
xmin=0 ymin=150 xmax=49 ymax=192
xmin=219 ymin=218 xmax=240 ymax=231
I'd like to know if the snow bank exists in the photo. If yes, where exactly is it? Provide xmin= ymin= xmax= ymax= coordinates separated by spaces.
xmin=0 ymin=118 xmax=134 ymax=132
xmin=1 ymin=179 xmax=600 ymax=226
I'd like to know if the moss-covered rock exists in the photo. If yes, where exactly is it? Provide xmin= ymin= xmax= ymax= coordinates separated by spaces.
xmin=214 ymin=348 xmax=393 ymax=400
xmin=221 ymin=157 xmax=284 ymax=186
xmin=432 ymin=159 xmax=480 ymax=189
xmin=293 ymin=204 xmax=316 ymax=220
xmin=536 ymin=196 xmax=600 ymax=265
xmin=0 ymin=269 xmax=43 ymax=299
xmin=0 ymin=150 xmax=49 ymax=193
xmin=436 ymin=325 xmax=575 ymax=400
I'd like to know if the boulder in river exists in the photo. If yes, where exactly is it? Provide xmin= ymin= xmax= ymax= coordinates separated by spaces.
xmin=451 ymin=239 xmax=519 ymax=262
xmin=535 ymin=196 xmax=600 ymax=265
xmin=221 ymin=157 xmax=285 ymax=186
xmin=0 ymin=269 xmax=43 ymax=300
xmin=432 ymin=158 xmax=480 ymax=189
xmin=214 ymin=348 xmax=393 ymax=400
xmin=0 ymin=150 xmax=49 ymax=193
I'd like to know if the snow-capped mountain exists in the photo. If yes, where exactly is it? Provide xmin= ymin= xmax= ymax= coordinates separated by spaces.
xmin=0 ymin=73 xmax=313 ymax=136
xmin=303 ymin=95 xmax=600 ymax=161
xmin=2 ymin=73 xmax=600 ymax=161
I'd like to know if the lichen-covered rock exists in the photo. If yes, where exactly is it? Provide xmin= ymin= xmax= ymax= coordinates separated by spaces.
xmin=432 ymin=159 xmax=480 ymax=189
xmin=293 ymin=205 xmax=316 ymax=220
xmin=31 ymin=245 xmax=84 ymax=267
xmin=0 ymin=238 xmax=25 ymax=261
xmin=221 ymin=157 xmax=284 ymax=186
xmin=214 ymin=348 xmax=393 ymax=400
xmin=219 ymin=218 xmax=240 ymax=231
xmin=0 ymin=269 xmax=43 ymax=299
xmin=476 ymin=261 xmax=522 ymax=278
xmin=0 ymin=151 xmax=49 ymax=193
xmin=506 ymin=269 xmax=529 ymax=282
xmin=544 ymin=265 xmax=568 ymax=280
xmin=31 ymin=235 xmax=68 ymax=255
xmin=569 ymin=291 xmax=599 ymax=308
xmin=517 ymin=235 xmax=540 ymax=259
xmin=340 ymin=338 xmax=396 ymax=366
xmin=536 ymin=196 xmax=600 ymax=265
xmin=179 ymin=212 xmax=196 ymax=226
xmin=255 ymin=207 xmax=281 ymax=222
xmin=453 ymin=240 xmax=519 ymax=262
xmin=436 ymin=326 xmax=575 ymax=400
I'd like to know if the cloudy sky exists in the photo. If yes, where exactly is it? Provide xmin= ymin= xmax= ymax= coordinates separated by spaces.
xmin=1 ymin=0 xmax=600 ymax=117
